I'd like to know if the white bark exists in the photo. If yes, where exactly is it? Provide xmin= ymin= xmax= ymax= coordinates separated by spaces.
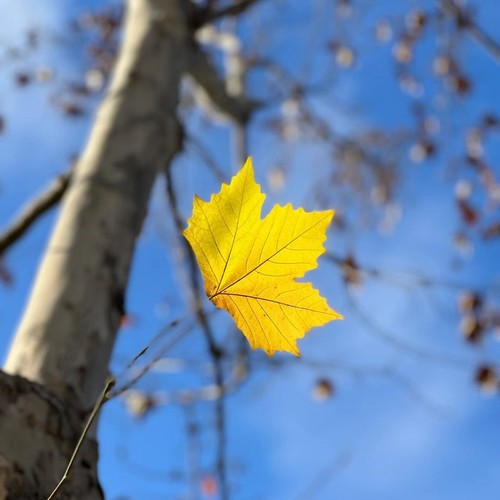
xmin=5 ymin=0 xmax=187 ymax=409
xmin=1 ymin=0 xmax=188 ymax=497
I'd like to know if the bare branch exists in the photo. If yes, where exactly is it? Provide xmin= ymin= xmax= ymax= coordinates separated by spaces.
xmin=123 ymin=360 xmax=247 ymax=408
xmin=440 ymin=0 xmax=500 ymax=60
xmin=325 ymin=252 xmax=479 ymax=290
xmin=345 ymin=288 xmax=469 ymax=368
xmin=165 ymin=164 xmax=229 ymax=500
xmin=185 ymin=132 xmax=228 ymax=182
xmin=293 ymin=452 xmax=351 ymax=500
xmin=0 ymin=170 xmax=71 ymax=256
xmin=46 ymin=377 xmax=115 ymax=500
xmin=111 ymin=319 xmax=195 ymax=397
xmin=223 ymin=19 xmax=249 ymax=167
xmin=200 ymin=0 xmax=262 ymax=25
xmin=187 ymin=43 xmax=259 ymax=124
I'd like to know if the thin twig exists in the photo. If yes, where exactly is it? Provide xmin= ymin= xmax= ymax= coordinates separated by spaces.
xmin=184 ymin=405 xmax=201 ymax=500
xmin=384 ymin=366 xmax=448 ymax=417
xmin=112 ymin=318 xmax=196 ymax=397
xmin=293 ymin=452 xmax=351 ymax=500
xmin=345 ymin=288 xmax=469 ymax=368
xmin=202 ymin=0 xmax=261 ymax=25
xmin=185 ymin=132 xmax=228 ymax=182
xmin=0 ymin=170 xmax=71 ymax=255
xmin=325 ymin=252 xmax=484 ymax=291
xmin=46 ymin=377 xmax=115 ymax=500
xmin=439 ymin=0 xmax=500 ymax=60
xmin=261 ymin=357 xmax=448 ymax=416
xmin=187 ymin=43 xmax=258 ymax=125
xmin=132 ymin=361 xmax=247 ymax=407
xmin=124 ymin=318 xmax=182 ymax=370
xmin=165 ymin=164 xmax=229 ymax=500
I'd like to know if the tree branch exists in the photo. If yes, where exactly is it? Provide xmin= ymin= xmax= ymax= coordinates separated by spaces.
xmin=198 ymin=0 xmax=262 ymax=26
xmin=164 ymin=164 xmax=229 ymax=500
xmin=0 ymin=170 xmax=71 ymax=256
xmin=440 ymin=0 xmax=500 ymax=60
xmin=46 ymin=377 xmax=115 ymax=500
xmin=345 ymin=287 xmax=468 ymax=368
xmin=187 ymin=42 xmax=259 ymax=124
xmin=185 ymin=132 xmax=227 ymax=182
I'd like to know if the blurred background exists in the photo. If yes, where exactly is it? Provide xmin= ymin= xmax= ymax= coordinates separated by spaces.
xmin=1 ymin=0 xmax=500 ymax=498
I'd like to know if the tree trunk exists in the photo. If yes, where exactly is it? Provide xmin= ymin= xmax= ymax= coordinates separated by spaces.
xmin=0 ymin=0 xmax=188 ymax=497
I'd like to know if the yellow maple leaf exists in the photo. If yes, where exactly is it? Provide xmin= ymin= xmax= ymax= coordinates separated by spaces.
xmin=184 ymin=157 xmax=343 ymax=355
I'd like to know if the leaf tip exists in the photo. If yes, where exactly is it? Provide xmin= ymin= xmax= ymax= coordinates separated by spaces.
xmin=241 ymin=156 xmax=256 ymax=182
xmin=262 ymin=344 xmax=301 ymax=357
xmin=325 ymin=209 xmax=335 ymax=224
xmin=243 ymin=156 xmax=253 ymax=170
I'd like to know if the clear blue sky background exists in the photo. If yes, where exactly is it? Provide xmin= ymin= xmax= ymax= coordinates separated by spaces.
xmin=1 ymin=1 xmax=500 ymax=499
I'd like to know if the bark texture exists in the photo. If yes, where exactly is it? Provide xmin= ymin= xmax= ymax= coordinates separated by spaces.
xmin=1 ymin=0 xmax=188 ymax=497
xmin=0 ymin=371 xmax=101 ymax=499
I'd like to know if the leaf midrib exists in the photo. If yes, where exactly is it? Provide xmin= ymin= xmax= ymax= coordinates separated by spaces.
xmin=213 ymin=173 xmax=249 ymax=295
xmin=216 ymin=291 xmax=336 ymax=316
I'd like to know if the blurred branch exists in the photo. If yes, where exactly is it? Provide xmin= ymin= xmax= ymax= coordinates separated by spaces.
xmin=293 ymin=452 xmax=351 ymax=500
xmin=0 ymin=170 xmax=71 ymax=256
xmin=47 ymin=377 xmax=115 ymax=500
xmin=300 ymin=103 xmax=392 ymax=173
xmin=325 ymin=252 xmax=477 ymax=290
xmin=265 ymin=357 xmax=448 ymax=416
xmin=124 ymin=361 xmax=246 ymax=408
xmin=385 ymin=366 xmax=448 ymax=416
xmin=345 ymin=287 xmax=469 ymax=368
xmin=200 ymin=0 xmax=262 ymax=25
xmin=111 ymin=318 xmax=195 ymax=397
xmin=165 ymin=164 xmax=229 ymax=500
xmin=249 ymin=56 xmax=339 ymax=107
xmin=185 ymin=132 xmax=227 ymax=182
xmin=223 ymin=18 xmax=248 ymax=168
xmin=116 ymin=450 xmax=186 ymax=484
xmin=187 ymin=43 xmax=259 ymax=124
xmin=439 ymin=0 xmax=500 ymax=60
xmin=184 ymin=405 xmax=201 ymax=500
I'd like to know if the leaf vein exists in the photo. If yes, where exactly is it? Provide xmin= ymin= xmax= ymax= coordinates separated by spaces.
xmin=215 ymin=212 xmax=331 ymax=295
xmin=222 ymin=292 xmax=334 ymax=316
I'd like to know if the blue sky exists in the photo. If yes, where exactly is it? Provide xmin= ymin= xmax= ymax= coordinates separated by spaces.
xmin=1 ymin=1 xmax=500 ymax=499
